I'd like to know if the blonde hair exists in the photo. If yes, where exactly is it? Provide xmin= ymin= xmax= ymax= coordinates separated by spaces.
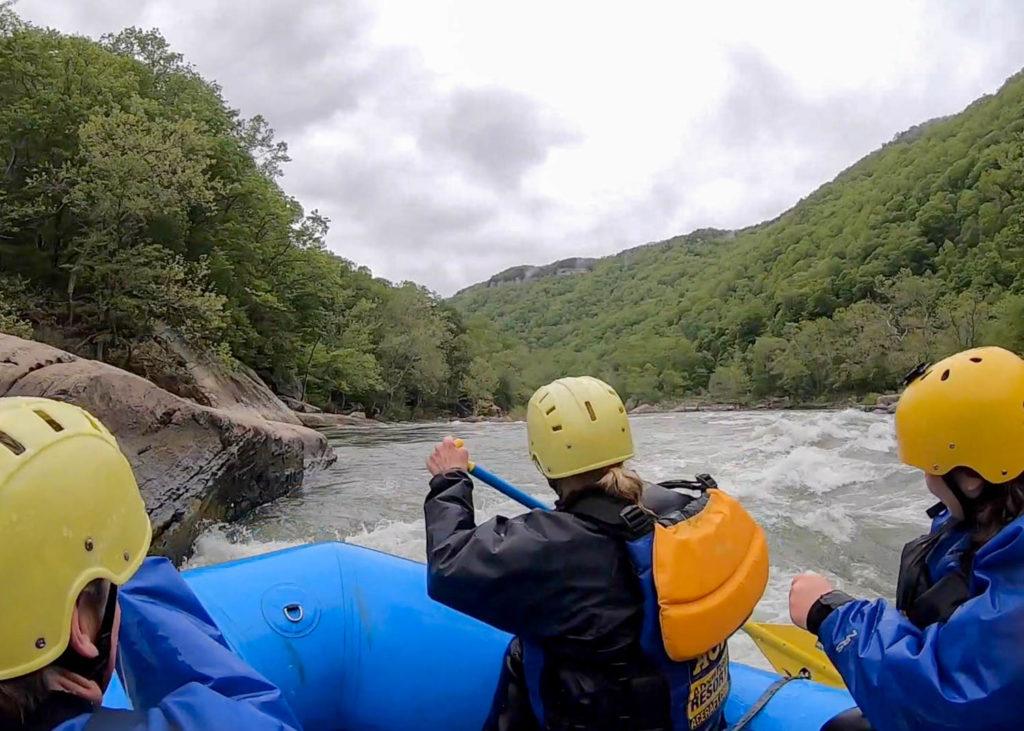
xmin=595 ymin=465 xmax=645 ymax=503
xmin=556 ymin=463 xmax=645 ymax=505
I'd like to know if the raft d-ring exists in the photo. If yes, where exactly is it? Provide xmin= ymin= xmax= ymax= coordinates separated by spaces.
xmin=283 ymin=603 xmax=304 ymax=623
xmin=262 ymin=583 xmax=320 ymax=637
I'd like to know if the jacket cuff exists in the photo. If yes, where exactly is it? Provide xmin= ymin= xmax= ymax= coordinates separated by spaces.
xmin=428 ymin=469 xmax=472 ymax=496
xmin=808 ymin=590 xmax=855 ymax=636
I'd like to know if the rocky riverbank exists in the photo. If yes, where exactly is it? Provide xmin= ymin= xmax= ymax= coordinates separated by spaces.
xmin=624 ymin=393 xmax=900 ymax=416
xmin=0 ymin=334 xmax=336 ymax=563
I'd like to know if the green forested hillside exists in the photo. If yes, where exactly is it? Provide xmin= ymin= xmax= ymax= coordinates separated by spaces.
xmin=453 ymin=72 xmax=1024 ymax=405
xmin=0 ymin=7 xmax=504 ymax=418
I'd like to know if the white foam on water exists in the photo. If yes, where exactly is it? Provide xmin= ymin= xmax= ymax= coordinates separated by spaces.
xmin=346 ymin=519 xmax=427 ymax=561
xmin=750 ymin=409 xmax=871 ymax=453
xmin=184 ymin=524 xmax=304 ymax=569
xmin=755 ymin=445 xmax=879 ymax=495
xmin=855 ymin=420 xmax=896 ymax=453
xmin=187 ymin=519 xmax=432 ymax=568
xmin=792 ymin=506 xmax=856 ymax=543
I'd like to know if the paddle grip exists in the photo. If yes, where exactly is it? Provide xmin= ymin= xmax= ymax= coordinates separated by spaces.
xmin=452 ymin=439 xmax=550 ymax=511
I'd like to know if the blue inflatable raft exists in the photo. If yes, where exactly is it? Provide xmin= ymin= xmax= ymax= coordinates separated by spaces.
xmin=105 ymin=542 xmax=855 ymax=729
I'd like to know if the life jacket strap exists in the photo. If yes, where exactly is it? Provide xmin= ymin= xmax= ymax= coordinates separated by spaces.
xmin=619 ymin=504 xmax=654 ymax=537
xmin=563 ymin=492 xmax=653 ymax=539
xmin=657 ymin=474 xmax=718 ymax=492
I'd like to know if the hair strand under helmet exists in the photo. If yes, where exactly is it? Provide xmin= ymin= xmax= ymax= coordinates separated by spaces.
xmin=0 ymin=398 xmax=151 ymax=681
xmin=526 ymin=376 xmax=634 ymax=479
xmin=895 ymin=346 xmax=1024 ymax=485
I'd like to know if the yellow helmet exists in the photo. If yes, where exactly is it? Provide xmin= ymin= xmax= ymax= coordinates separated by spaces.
xmin=895 ymin=346 xmax=1024 ymax=484
xmin=0 ymin=398 xmax=151 ymax=680
xmin=527 ymin=377 xmax=634 ymax=479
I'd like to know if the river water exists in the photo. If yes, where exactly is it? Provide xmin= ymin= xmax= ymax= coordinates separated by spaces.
xmin=189 ymin=409 xmax=929 ymax=666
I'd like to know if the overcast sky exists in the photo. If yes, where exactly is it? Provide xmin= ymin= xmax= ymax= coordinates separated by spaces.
xmin=16 ymin=1 xmax=1024 ymax=294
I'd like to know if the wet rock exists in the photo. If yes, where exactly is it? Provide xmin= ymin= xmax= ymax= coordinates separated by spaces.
xmin=629 ymin=403 xmax=661 ymax=415
xmin=280 ymin=395 xmax=323 ymax=414
xmin=295 ymin=411 xmax=371 ymax=428
xmin=671 ymin=403 xmax=699 ymax=412
xmin=147 ymin=330 xmax=302 ymax=425
xmin=0 ymin=334 xmax=335 ymax=562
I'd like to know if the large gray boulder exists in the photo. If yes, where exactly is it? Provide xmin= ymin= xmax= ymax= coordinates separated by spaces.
xmin=295 ymin=410 xmax=370 ymax=428
xmin=0 ymin=334 xmax=336 ymax=562
xmin=146 ymin=330 xmax=303 ymax=426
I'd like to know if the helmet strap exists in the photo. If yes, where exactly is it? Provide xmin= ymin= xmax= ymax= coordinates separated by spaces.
xmin=943 ymin=475 xmax=997 ymax=527
xmin=943 ymin=474 xmax=973 ymax=522
xmin=55 ymin=583 xmax=118 ymax=687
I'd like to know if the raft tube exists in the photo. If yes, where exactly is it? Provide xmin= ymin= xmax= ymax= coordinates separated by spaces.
xmin=105 ymin=542 xmax=855 ymax=730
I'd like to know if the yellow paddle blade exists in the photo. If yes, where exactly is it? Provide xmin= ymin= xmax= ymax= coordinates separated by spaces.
xmin=742 ymin=622 xmax=846 ymax=689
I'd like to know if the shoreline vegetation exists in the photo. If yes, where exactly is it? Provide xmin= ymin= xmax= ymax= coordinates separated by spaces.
xmin=445 ymin=393 xmax=898 ymax=425
xmin=4 ymin=6 xmax=1022 ymax=429
xmin=452 ymin=72 xmax=1024 ymax=411
xmin=0 ymin=10 xmax=514 ymax=422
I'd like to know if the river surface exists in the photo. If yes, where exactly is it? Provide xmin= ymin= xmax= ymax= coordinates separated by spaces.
xmin=189 ymin=409 xmax=929 ymax=667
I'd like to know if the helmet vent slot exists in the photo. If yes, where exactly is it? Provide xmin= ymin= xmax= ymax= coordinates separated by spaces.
xmin=0 ymin=430 xmax=25 ymax=456
xmin=970 ymin=357 xmax=983 ymax=363
xmin=544 ymin=405 xmax=556 ymax=416
xmin=33 ymin=410 xmax=64 ymax=432
xmin=941 ymin=369 xmax=950 ymax=381
xmin=584 ymin=401 xmax=597 ymax=421
xmin=551 ymin=424 xmax=563 ymax=432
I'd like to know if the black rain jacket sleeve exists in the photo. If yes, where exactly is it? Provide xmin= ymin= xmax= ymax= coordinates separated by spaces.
xmin=424 ymin=470 xmax=583 ymax=638
xmin=424 ymin=471 xmax=666 ymax=731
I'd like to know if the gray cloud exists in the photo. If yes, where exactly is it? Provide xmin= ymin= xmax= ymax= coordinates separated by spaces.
xmin=569 ymin=15 xmax=1024 ymax=261
xmin=15 ymin=0 xmax=1024 ymax=294
xmin=420 ymin=86 xmax=580 ymax=190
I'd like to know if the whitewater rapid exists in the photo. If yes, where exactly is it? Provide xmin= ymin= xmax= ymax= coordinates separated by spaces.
xmin=188 ymin=409 xmax=928 ymax=667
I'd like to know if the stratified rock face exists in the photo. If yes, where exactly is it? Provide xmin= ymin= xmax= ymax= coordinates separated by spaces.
xmin=0 ymin=334 xmax=336 ymax=562
xmin=151 ymin=330 xmax=302 ymax=426
xmin=295 ymin=411 xmax=369 ymax=429
xmin=461 ymin=257 xmax=598 ymax=292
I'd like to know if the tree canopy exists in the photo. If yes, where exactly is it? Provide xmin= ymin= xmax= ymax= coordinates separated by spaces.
xmin=0 ymin=6 xmax=515 ymax=418
xmin=6 ymin=4 xmax=1021 ymax=415
xmin=453 ymin=70 xmax=1024 ymax=405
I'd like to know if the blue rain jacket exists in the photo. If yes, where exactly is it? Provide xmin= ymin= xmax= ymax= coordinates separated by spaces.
xmin=54 ymin=557 xmax=302 ymax=730
xmin=819 ymin=513 xmax=1024 ymax=731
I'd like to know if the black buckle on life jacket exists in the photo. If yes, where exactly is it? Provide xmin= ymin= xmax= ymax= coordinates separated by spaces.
xmin=619 ymin=504 xmax=654 ymax=536
xmin=658 ymin=473 xmax=718 ymax=492
xmin=694 ymin=473 xmax=717 ymax=490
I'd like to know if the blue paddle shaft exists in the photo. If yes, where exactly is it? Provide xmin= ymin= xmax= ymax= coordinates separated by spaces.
xmin=468 ymin=464 xmax=550 ymax=511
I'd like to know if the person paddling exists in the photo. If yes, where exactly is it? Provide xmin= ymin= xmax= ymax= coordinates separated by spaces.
xmin=789 ymin=346 xmax=1024 ymax=731
xmin=0 ymin=397 xmax=301 ymax=731
xmin=424 ymin=376 xmax=768 ymax=730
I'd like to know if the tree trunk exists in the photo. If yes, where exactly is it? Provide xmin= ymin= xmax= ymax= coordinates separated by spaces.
xmin=300 ymin=335 xmax=322 ymax=403
xmin=66 ymin=270 xmax=77 ymax=326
